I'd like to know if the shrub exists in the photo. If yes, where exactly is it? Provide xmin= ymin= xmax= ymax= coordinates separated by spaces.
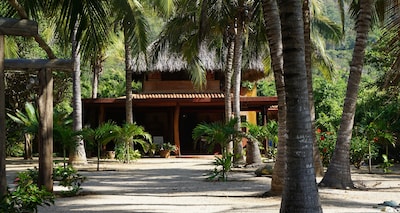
xmin=53 ymin=165 xmax=86 ymax=196
xmin=0 ymin=168 xmax=54 ymax=213
xmin=316 ymin=129 xmax=336 ymax=167
xmin=207 ymin=154 xmax=233 ymax=181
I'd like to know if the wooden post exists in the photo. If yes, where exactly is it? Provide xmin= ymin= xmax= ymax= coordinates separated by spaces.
xmin=173 ymin=105 xmax=181 ymax=156
xmin=38 ymin=68 xmax=53 ymax=192
xmin=0 ymin=35 xmax=7 ymax=198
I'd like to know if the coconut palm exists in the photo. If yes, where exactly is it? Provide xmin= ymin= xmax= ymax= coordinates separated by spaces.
xmin=307 ymin=0 xmax=343 ymax=177
xmin=43 ymin=0 xmax=110 ymax=164
xmin=320 ymin=0 xmax=374 ymax=189
xmin=261 ymin=0 xmax=287 ymax=196
xmin=278 ymin=0 xmax=322 ymax=211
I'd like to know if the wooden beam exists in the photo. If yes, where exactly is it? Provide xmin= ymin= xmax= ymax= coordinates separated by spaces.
xmin=38 ymin=68 xmax=53 ymax=192
xmin=0 ymin=35 xmax=7 ymax=198
xmin=4 ymin=59 xmax=73 ymax=71
xmin=173 ymin=105 xmax=181 ymax=156
xmin=0 ymin=18 xmax=38 ymax=36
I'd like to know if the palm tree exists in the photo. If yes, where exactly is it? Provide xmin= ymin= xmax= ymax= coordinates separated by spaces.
xmin=53 ymin=111 xmax=76 ymax=168
xmin=278 ymin=0 xmax=322 ymax=211
xmin=109 ymin=0 xmax=174 ymax=125
xmin=7 ymin=102 xmax=39 ymax=160
xmin=81 ymin=121 xmax=118 ymax=171
xmin=45 ymin=0 xmax=111 ymax=164
xmin=320 ymin=0 xmax=373 ymax=189
xmin=114 ymin=123 xmax=152 ymax=163
xmin=306 ymin=0 xmax=344 ymax=177
xmin=261 ymin=0 xmax=286 ymax=196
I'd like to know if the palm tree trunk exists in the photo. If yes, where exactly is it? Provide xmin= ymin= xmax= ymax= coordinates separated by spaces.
xmin=303 ymin=0 xmax=324 ymax=177
xmin=124 ymin=23 xmax=134 ymax=164
xmin=91 ymin=54 xmax=104 ymax=99
xmin=124 ymin=25 xmax=134 ymax=125
xmin=232 ymin=7 xmax=245 ymax=165
xmin=320 ymin=0 xmax=373 ymax=189
xmin=225 ymin=39 xmax=234 ymax=154
xmin=0 ymin=35 xmax=7 ymax=198
xmin=279 ymin=0 xmax=322 ymax=211
xmin=24 ymin=133 xmax=33 ymax=160
xmin=245 ymin=140 xmax=262 ymax=165
xmin=70 ymin=20 xmax=87 ymax=165
xmin=262 ymin=0 xmax=286 ymax=196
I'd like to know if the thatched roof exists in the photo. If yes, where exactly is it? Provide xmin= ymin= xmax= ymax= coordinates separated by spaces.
xmin=132 ymin=42 xmax=267 ymax=81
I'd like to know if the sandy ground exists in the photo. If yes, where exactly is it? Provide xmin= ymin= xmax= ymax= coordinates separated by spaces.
xmin=5 ymin=157 xmax=400 ymax=213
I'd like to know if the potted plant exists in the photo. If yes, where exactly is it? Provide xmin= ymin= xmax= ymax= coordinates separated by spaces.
xmin=159 ymin=142 xmax=177 ymax=158
xmin=147 ymin=142 xmax=159 ymax=157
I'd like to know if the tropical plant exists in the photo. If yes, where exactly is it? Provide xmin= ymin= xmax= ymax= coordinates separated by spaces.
xmin=7 ymin=102 xmax=39 ymax=160
xmin=113 ymin=123 xmax=152 ymax=163
xmin=53 ymin=110 xmax=76 ymax=167
xmin=192 ymin=118 xmax=242 ymax=180
xmin=81 ymin=121 xmax=118 ymax=171
xmin=379 ymin=154 xmax=394 ymax=173
xmin=0 ymin=168 xmax=54 ymax=213
xmin=207 ymin=153 xmax=233 ymax=182
xmin=53 ymin=165 xmax=86 ymax=196
xmin=159 ymin=142 xmax=177 ymax=152
xmin=241 ymin=122 xmax=267 ymax=165
xmin=316 ymin=128 xmax=337 ymax=167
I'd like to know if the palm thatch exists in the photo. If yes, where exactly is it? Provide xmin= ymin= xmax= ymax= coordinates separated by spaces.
xmin=132 ymin=42 xmax=267 ymax=82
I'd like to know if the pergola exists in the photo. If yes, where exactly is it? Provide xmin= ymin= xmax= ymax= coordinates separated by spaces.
xmin=0 ymin=17 xmax=73 ymax=195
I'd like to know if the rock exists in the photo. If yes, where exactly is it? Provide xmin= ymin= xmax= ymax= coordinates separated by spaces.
xmin=255 ymin=164 xmax=273 ymax=177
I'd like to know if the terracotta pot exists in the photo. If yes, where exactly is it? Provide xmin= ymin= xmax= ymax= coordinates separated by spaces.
xmin=159 ymin=150 xmax=170 ymax=158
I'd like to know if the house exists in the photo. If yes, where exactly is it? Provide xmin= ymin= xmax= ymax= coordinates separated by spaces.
xmin=82 ymin=47 xmax=278 ymax=155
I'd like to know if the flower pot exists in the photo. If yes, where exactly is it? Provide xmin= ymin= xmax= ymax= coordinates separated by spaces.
xmin=106 ymin=151 xmax=115 ymax=159
xmin=159 ymin=150 xmax=170 ymax=158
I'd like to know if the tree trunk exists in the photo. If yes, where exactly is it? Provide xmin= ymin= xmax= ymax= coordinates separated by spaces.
xmin=303 ymin=0 xmax=324 ymax=177
xmin=262 ymin=0 xmax=286 ymax=196
xmin=232 ymin=2 xmax=245 ymax=165
xmin=91 ymin=54 xmax=103 ymax=99
xmin=279 ymin=0 xmax=322 ymax=211
xmin=124 ymin=25 xmax=133 ymax=125
xmin=124 ymin=23 xmax=134 ymax=164
xmin=38 ymin=68 xmax=53 ymax=192
xmin=320 ymin=0 xmax=372 ymax=189
xmin=0 ymin=35 xmax=7 ymax=198
xmin=70 ymin=20 xmax=87 ymax=165
xmin=245 ymin=140 xmax=262 ymax=165
xmin=24 ymin=133 xmax=33 ymax=160
xmin=225 ymin=39 xmax=234 ymax=154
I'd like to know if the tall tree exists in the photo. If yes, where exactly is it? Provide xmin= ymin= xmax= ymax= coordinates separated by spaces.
xmin=261 ymin=0 xmax=286 ymax=196
xmin=46 ymin=0 xmax=110 ymax=164
xmin=109 ymin=0 xmax=174 ymax=125
xmin=320 ymin=0 xmax=373 ymax=189
xmin=232 ymin=0 xmax=246 ymax=164
xmin=279 ymin=0 xmax=322 ymax=211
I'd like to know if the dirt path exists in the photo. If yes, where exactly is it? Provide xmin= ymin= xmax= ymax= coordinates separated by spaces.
xmin=5 ymin=157 xmax=400 ymax=212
